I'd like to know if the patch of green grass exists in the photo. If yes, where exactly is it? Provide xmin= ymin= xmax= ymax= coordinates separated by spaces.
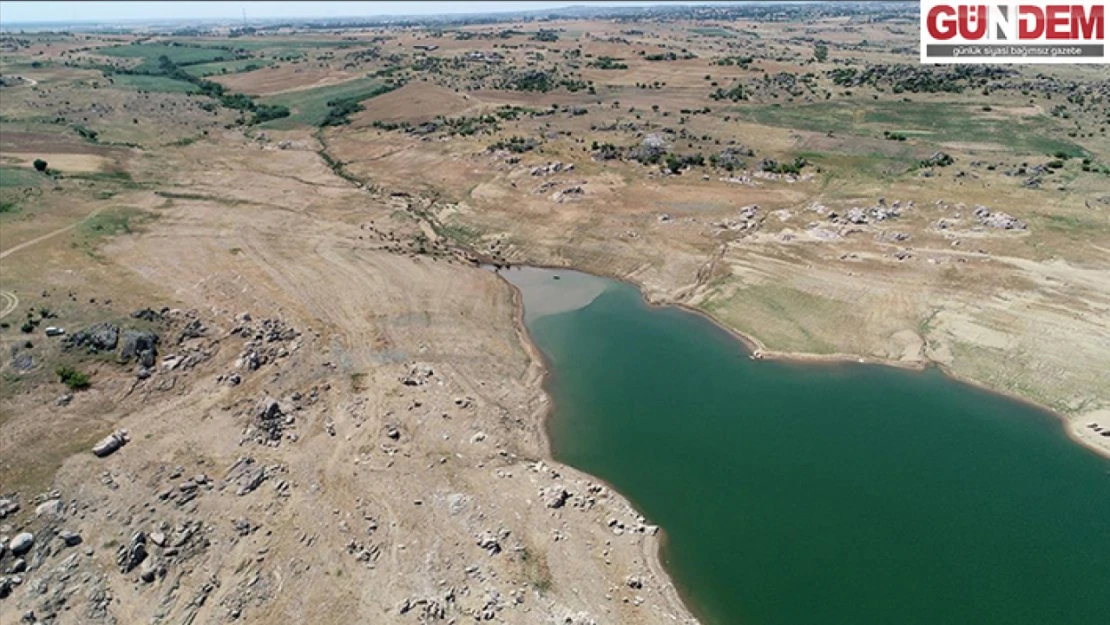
xmin=0 ymin=166 xmax=43 ymax=188
xmin=65 ymin=170 xmax=144 ymax=189
xmin=740 ymin=101 xmax=1087 ymax=156
xmin=182 ymin=58 xmax=272 ymax=78
xmin=98 ymin=43 xmax=230 ymax=66
xmin=1037 ymin=212 xmax=1107 ymax=238
xmin=255 ymin=78 xmax=390 ymax=128
xmin=0 ymin=200 xmax=20 ymax=214
xmin=179 ymin=39 xmax=355 ymax=52
xmin=797 ymin=150 xmax=917 ymax=182
xmin=691 ymin=27 xmax=737 ymax=37
xmin=434 ymin=221 xmax=482 ymax=245
xmin=79 ymin=207 xmax=149 ymax=241
xmin=109 ymin=73 xmax=199 ymax=93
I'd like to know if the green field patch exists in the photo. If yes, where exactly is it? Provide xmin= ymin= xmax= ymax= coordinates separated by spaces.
xmin=187 ymin=39 xmax=356 ymax=51
xmin=98 ymin=43 xmax=231 ymax=66
xmin=255 ymin=78 xmax=391 ymax=128
xmin=78 ymin=207 xmax=152 ymax=244
xmin=168 ymin=39 xmax=356 ymax=60
xmin=182 ymin=58 xmax=272 ymax=77
xmin=0 ymin=166 xmax=45 ymax=188
xmin=1036 ymin=212 xmax=1109 ymax=237
xmin=690 ymin=27 xmax=738 ymax=37
xmin=740 ymin=101 xmax=1086 ymax=156
xmin=109 ymin=73 xmax=199 ymax=93
xmin=798 ymin=150 xmax=919 ymax=183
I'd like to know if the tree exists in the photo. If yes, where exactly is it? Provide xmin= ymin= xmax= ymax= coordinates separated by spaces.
xmin=814 ymin=44 xmax=829 ymax=63
xmin=33 ymin=158 xmax=48 ymax=172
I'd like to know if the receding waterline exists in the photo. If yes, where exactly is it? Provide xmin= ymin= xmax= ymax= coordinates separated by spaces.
xmin=497 ymin=265 xmax=1110 ymax=625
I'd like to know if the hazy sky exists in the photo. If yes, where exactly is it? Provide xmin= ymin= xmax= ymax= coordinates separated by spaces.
xmin=0 ymin=1 xmax=720 ymax=24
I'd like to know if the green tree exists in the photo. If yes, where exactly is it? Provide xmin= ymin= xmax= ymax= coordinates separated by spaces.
xmin=814 ymin=44 xmax=829 ymax=63
xmin=33 ymin=158 xmax=48 ymax=172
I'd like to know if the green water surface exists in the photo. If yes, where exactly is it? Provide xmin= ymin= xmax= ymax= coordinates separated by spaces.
xmin=500 ymin=266 xmax=1110 ymax=625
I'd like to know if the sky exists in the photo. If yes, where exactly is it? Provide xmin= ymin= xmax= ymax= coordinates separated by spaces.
xmin=0 ymin=1 xmax=722 ymax=24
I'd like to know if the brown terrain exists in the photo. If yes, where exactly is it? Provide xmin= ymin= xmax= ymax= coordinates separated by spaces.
xmin=1 ymin=4 xmax=1108 ymax=624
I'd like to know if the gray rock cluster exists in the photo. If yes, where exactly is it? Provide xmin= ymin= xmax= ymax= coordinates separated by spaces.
xmin=475 ymin=529 xmax=509 ymax=556
xmin=530 ymin=161 xmax=573 ymax=176
xmin=973 ymin=205 xmax=1027 ymax=230
xmin=157 ymin=473 xmax=210 ymax=507
xmin=252 ymin=397 xmax=294 ymax=443
xmin=400 ymin=363 xmax=435 ymax=386
xmin=64 ymin=320 xmax=160 ymax=367
xmin=63 ymin=322 xmax=119 ymax=354
xmin=230 ymin=314 xmax=299 ymax=373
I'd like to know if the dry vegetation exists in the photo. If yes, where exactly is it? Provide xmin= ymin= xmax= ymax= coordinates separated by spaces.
xmin=1 ymin=3 xmax=1108 ymax=623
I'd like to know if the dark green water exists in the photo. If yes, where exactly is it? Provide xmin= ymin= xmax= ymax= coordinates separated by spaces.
xmin=499 ymin=266 xmax=1110 ymax=625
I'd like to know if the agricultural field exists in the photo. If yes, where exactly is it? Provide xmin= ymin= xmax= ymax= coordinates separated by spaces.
xmin=96 ymin=42 xmax=234 ymax=71
xmin=181 ymin=58 xmax=272 ymax=77
xmin=0 ymin=3 xmax=1108 ymax=625
xmin=254 ymin=76 xmax=392 ymax=127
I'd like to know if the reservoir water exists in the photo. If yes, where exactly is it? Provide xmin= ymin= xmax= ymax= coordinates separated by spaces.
xmin=499 ymin=266 xmax=1110 ymax=625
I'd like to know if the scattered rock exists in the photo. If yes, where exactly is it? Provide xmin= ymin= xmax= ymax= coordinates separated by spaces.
xmin=924 ymin=151 xmax=954 ymax=167
xmin=9 ymin=532 xmax=34 ymax=556
xmin=117 ymin=531 xmax=147 ymax=573
xmin=542 ymin=486 xmax=571 ymax=509
xmin=400 ymin=363 xmax=434 ymax=386
xmin=35 ymin=499 xmax=63 ymax=517
xmin=58 ymin=530 xmax=82 ymax=547
xmin=476 ymin=529 xmax=507 ymax=556
xmin=9 ymin=347 xmax=34 ymax=372
xmin=92 ymin=429 xmax=130 ymax=457
xmin=131 ymin=307 xmax=164 ymax=322
xmin=226 ymin=457 xmax=268 ymax=496
xmin=973 ymin=205 xmax=1027 ymax=230
xmin=253 ymin=397 xmax=289 ymax=442
xmin=0 ymin=498 xmax=19 ymax=519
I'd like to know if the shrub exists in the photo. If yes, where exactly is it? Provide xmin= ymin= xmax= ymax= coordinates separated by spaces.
xmin=56 ymin=365 xmax=91 ymax=391
xmin=33 ymin=159 xmax=48 ymax=172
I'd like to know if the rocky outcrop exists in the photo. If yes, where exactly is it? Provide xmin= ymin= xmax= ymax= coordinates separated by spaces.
xmin=63 ymin=323 xmax=119 ymax=354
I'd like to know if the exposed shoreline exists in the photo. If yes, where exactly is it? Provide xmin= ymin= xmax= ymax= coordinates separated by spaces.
xmin=496 ymin=268 xmax=703 ymax=625
xmin=493 ymin=260 xmax=1109 ymax=467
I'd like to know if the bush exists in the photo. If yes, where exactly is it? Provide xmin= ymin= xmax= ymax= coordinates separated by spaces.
xmin=33 ymin=159 xmax=48 ymax=172
xmin=251 ymin=104 xmax=289 ymax=124
xmin=56 ymin=365 xmax=91 ymax=391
